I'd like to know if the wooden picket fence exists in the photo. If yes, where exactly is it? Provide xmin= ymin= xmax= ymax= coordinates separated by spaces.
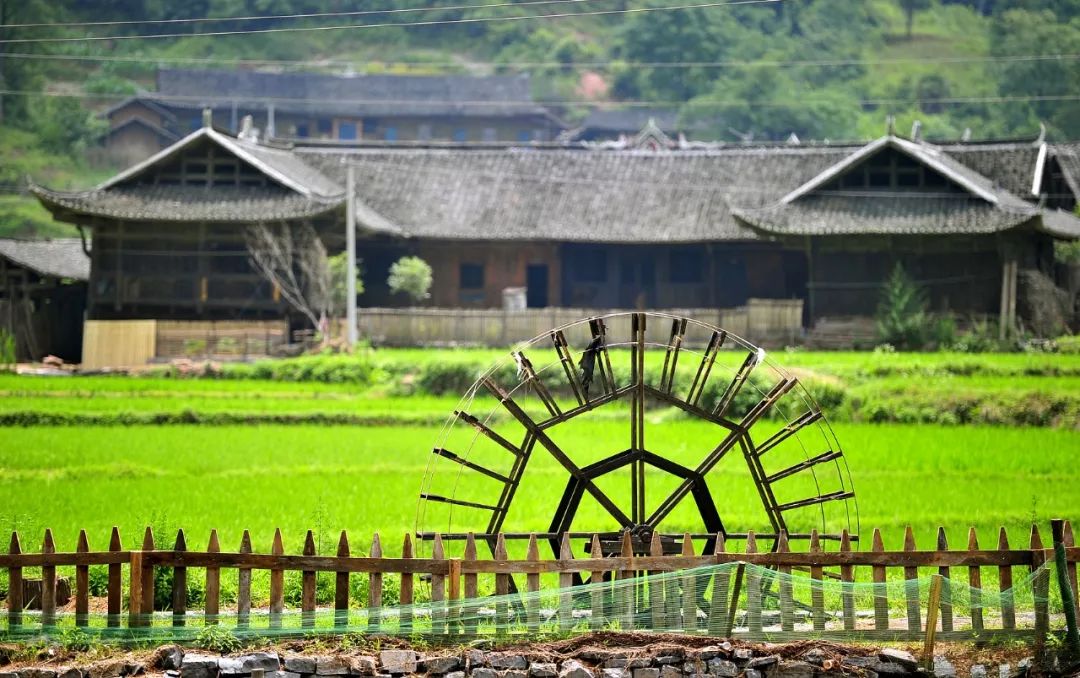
xmin=2 ymin=522 xmax=1078 ymax=644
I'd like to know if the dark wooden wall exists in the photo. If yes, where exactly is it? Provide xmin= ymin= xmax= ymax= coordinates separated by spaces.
xmin=804 ymin=233 xmax=1052 ymax=321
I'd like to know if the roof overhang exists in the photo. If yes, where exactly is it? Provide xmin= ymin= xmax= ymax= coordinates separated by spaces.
xmin=780 ymin=136 xmax=1000 ymax=205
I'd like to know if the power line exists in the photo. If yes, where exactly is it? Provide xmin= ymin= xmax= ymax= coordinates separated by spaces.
xmin=3 ymin=88 xmax=1078 ymax=108
xmin=0 ymin=0 xmax=781 ymax=45
xmin=3 ymin=50 xmax=1079 ymax=71
xmin=0 ymin=0 xmax=597 ymax=30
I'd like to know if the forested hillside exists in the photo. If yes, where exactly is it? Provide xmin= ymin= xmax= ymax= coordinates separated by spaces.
xmin=1 ymin=0 xmax=1079 ymax=236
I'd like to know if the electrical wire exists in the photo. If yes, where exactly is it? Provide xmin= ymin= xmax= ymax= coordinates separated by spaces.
xmin=0 ymin=0 xmax=599 ymax=30
xmin=3 ymin=51 xmax=1078 ymax=71
xmin=0 ymin=0 xmax=781 ymax=45
xmin=2 ymin=88 xmax=1078 ymax=108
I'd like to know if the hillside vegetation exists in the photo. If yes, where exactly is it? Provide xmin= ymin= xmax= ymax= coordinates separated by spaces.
xmin=1 ymin=0 xmax=1079 ymax=236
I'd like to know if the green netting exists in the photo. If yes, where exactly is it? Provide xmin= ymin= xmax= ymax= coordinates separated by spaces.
xmin=0 ymin=561 xmax=1060 ymax=644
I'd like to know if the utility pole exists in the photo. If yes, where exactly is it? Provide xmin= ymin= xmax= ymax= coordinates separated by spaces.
xmin=345 ymin=164 xmax=358 ymax=347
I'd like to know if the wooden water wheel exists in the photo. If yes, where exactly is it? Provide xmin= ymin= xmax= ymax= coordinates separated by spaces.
xmin=416 ymin=312 xmax=857 ymax=561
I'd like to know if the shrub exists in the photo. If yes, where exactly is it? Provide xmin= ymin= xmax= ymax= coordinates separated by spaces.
xmin=0 ymin=328 xmax=14 ymax=370
xmin=387 ymin=256 xmax=433 ymax=302
xmin=194 ymin=625 xmax=242 ymax=654
xmin=875 ymin=263 xmax=929 ymax=350
xmin=1057 ymin=335 xmax=1080 ymax=354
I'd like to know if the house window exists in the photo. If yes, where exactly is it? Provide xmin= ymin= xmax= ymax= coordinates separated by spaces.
xmin=384 ymin=126 xmax=398 ymax=141
xmin=316 ymin=118 xmax=332 ymax=136
xmin=460 ymin=263 xmax=484 ymax=289
xmin=453 ymin=128 xmax=467 ymax=143
xmin=363 ymin=119 xmax=378 ymax=136
xmin=482 ymin=128 xmax=497 ymax=142
xmin=517 ymin=130 xmax=532 ymax=142
xmin=669 ymin=249 xmax=704 ymax=283
xmin=337 ymin=121 xmax=358 ymax=140
xmin=295 ymin=123 xmax=309 ymax=138
xmin=418 ymin=124 xmax=433 ymax=141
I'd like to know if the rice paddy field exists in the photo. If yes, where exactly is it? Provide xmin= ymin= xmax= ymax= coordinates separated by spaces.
xmin=0 ymin=348 xmax=1077 ymax=557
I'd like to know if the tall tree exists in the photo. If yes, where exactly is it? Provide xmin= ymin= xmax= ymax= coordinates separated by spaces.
xmin=899 ymin=0 xmax=932 ymax=39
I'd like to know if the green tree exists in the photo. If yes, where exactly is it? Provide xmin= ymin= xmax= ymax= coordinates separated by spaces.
xmin=876 ymin=263 xmax=929 ymax=350
xmin=388 ymin=256 xmax=432 ymax=303
xmin=328 ymin=251 xmax=364 ymax=318
xmin=899 ymin=0 xmax=932 ymax=39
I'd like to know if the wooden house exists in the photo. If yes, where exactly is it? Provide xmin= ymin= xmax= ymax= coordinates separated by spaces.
xmin=0 ymin=238 xmax=89 ymax=362
xmin=33 ymin=117 xmax=1080 ymax=359
xmin=103 ymin=68 xmax=565 ymax=163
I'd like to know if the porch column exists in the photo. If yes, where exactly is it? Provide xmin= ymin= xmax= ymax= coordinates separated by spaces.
xmin=998 ymin=257 xmax=1017 ymax=340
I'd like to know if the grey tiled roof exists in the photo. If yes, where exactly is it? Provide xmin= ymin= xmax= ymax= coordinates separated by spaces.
xmin=297 ymin=146 xmax=856 ymax=242
xmin=32 ymin=185 xmax=340 ymax=223
xmin=732 ymin=196 xmax=1039 ymax=237
xmin=152 ymin=68 xmax=552 ymax=119
xmin=0 ymin=238 xmax=89 ymax=280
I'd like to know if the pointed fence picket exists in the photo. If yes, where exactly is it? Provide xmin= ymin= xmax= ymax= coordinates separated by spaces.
xmin=0 ymin=522 xmax=1077 ymax=645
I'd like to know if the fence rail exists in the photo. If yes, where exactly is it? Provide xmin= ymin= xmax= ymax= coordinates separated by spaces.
xmin=2 ymin=522 xmax=1077 ymax=644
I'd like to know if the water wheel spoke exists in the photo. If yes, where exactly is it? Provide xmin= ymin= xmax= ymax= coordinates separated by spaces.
xmin=483 ymin=376 xmax=633 ymax=527
xmin=455 ymin=410 xmax=524 ymax=458
xmin=713 ymin=350 xmax=762 ymax=417
xmin=659 ymin=317 xmax=688 ymax=394
xmin=587 ymin=318 xmax=617 ymax=395
xmin=775 ymin=490 xmax=856 ymax=513
xmin=755 ymin=410 xmax=823 ymax=458
xmin=763 ymin=450 xmax=843 ymax=484
xmin=686 ymin=330 xmax=725 ymax=407
xmin=432 ymin=448 xmax=514 ymax=484
xmin=420 ymin=494 xmax=501 ymax=512
xmin=645 ymin=428 xmax=744 ymax=528
xmin=630 ymin=312 xmax=646 ymax=523
xmin=551 ymin=330 xmax=587 ymax=406
xmin=513 ymin=349 xmax=561 ymax=417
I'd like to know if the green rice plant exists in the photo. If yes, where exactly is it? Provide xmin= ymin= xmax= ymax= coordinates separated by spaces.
xmin=0 ymin=328 xmax=15 ymax=371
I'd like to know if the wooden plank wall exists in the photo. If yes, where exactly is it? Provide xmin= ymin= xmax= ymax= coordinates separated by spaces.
xmin=81 ymin=320 xmax=157 ymax=369
xmin=2 ymin=523 xmax=1075 ymax=643
xmin=357 ymin=301 xmax=803 ymax=348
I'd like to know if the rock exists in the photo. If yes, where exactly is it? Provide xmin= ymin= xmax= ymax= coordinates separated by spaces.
xmin=165 ymin=672 xmax=180 ymax=678
xmin=446 ymin=673 xmax=466 ymax=678
xmin=123 ymin=664 xmax=144 ymax=677
xmin=773 ymin=661 xmax=814 ymax=678
xmin=933 ymin=656 xmax=957 ymax=678
xmin=57 ymin=669 xmax=84 ymax=678
xmin=998 ymin=664 xmax=1010 ymax=678
xmin=559 ymin=660 xmax=594 ymax=678
xmin=746 ymin=657 xmax=778 ymax=670
xmin=659 ymin=667 xmax=681 ymax=678
xmin=285 ymin=656 xmax=317 ymax=674
xmin=631 ymin=669 xmax=659 ymax=678
xmin=472 ymin=669 xmax=498 ymax=678
xmin=601 ymin=670 xmax=628 ymax=678
xmin=654 ymin=657 xmax=682 ymax=666
xmin=19 ymin=671 xmax=57 ymax=678
xmin=971 ymin=666 xmax=987 ymax=678
xmin=180 ymin=655 xmax=219 ymax=678
xmin=732 ymin=650 xmax=753 ymax=663
xmin=423 ymin=657 xmax=462 ymax=674
xmin=706 ymin=659 xmax=737 ymax=678
xmin=241 ymin=653 xmax=280 ymax=673
xmin=317 ymin=657 xmax=352 ymax=676
xmin=218 ymin=657 xmax=246 ymax=675
xmin=158 ymin=646 xmax=184 ymax=672
xmin=351 ymin=657 xmax=377 ymax=676
xmin=271 ymin=673 xmax=301 ymax=678
xmin=743 ymin=671 xmax=761 ymax=678
xmin=880 ymin=649 xmax=919 ymax=672
xmin=604 ymin=659 xmax=650 ymax=670
xmin=489 ymin=656 xmax=528 ymax=671
xmin=505 ymin=671 xmax=528 ymax=678
xmin=530 ymin=663 xmax=558 ymax=678
xmin=466 ymin=651 xmax=487 ymax=668
xmin=379 ymin=651 xmax=417 ymax=675
xmin=801 ymin=649 xmax=827 ymax=667
xmin=691 ymin=649 xmax=722 ymax=662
